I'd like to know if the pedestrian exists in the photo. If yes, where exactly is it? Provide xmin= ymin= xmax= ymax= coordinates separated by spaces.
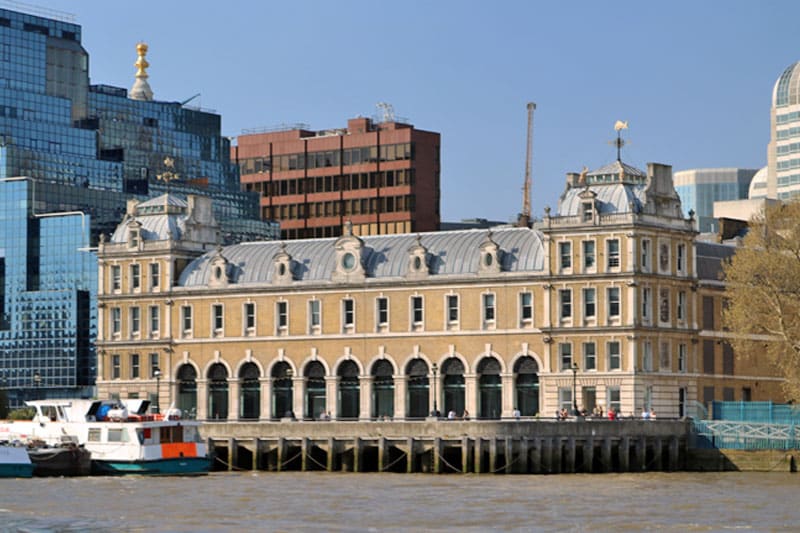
xmin=448 ymin=409 xmax=456 ymax=420
xmin=462 ymin=409 xmax=469 ymax=420
xmin=512 ymin=407 xmax=521 ymax=420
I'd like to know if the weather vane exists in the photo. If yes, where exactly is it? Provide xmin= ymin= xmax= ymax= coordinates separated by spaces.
xmin=611 ymin=120 xmax=628 ymax=161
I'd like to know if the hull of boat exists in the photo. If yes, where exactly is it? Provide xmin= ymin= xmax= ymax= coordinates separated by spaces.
xmin=29 ymin=446 xmax=92 ymax=477
xmin=92 ymin=456 xmax=211 ymax=476
xmin=0 ymin=463 xmax=34 ymax=478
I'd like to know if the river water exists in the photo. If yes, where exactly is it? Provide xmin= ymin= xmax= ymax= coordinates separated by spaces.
xmin=1 ymin=472 xmax=797 ymax=531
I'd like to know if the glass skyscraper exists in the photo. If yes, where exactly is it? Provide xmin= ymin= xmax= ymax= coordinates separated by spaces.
xmin=0 ymin=7 xmax=277 ymax=407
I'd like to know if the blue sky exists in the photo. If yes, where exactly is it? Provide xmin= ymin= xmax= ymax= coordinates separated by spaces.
xmin=38 ymin=1 xmax=800 ymax=222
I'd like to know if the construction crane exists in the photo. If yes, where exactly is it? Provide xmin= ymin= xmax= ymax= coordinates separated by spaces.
xmin=518 ymin=102 xmax=536 ymax=227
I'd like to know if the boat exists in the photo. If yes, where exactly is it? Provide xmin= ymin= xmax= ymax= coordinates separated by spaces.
xmin=27 ymin=440 xmax=92 ymax=477
xmin=0 ymin=399 xmax=210 ymax=475
xmin=0 ymin=442 xmax=34 ymax=478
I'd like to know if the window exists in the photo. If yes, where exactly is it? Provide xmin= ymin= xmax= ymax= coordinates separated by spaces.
xmin=642 ymin=341 xmax=653 ymax=371
xmin=149 ymin=263 xmax=160 ymax=290
xmin=703 ymin=340 xmax=715 ymax=373
xmin=309 ymin=299 xmax=321 ymax=334
xmin=276 ymin=301 xmax=288 ymax=334
xmin=583 ymin=288 xmax=596 ymax=319
xmin=342 ymin=298 xmax=355 ymax=332
xmin=111 ymin=354 xmax=120 ymax=379
xmin=111 ymin=265 xmax=121 ymax=292
xmin=677 ymin=291 xmax=686 ymax=321
xmin=559 ymin=343 xmax=573 ymax=370
xmin=482 ymin=293 xmax=496 ymax=329
xmin=582 ymin=201 xmax=593 ymax=222
xmin=641 ymin=239 xmax=651 ymax=271
xmin=559 ymin=289 xmax=572 ymax=320
xmin=212 ymin=304 xmax=224 ymax=336
xmin=582 ymin=240 xmax=595 ymax=270
xmin=244 ymin=302 xmax=256 ymax=335
xmin=446 ymin=294 xmax=459 ymax=326
xmin=678 ymin=343 xmax=687 ymax=373
xmin=559 ymin=241 xmax=572 ymax=270
xmin=583 ymin=342 xmax=596 ymax=370
xmin=130 ymin=264 xmax=140 ymax=291
xmin=660 ymin=341 xmax=670 ymax=370
xmin=149 ymin=306 xmax=160 ymax=338
xmin=181 ymin=305 xmax=192 ymax=337
xmin=702 ymin=296 xmax=715 ymax=330
xmin=659 ymin=288 xmax=670 ymax=323
xmin=608 ymin=341 xmax=621 ymax=370
xmin=519 ymin=292 xmax=533 ymax=326
xmin=130 ymin=306 xmax=140 ymax=337
xmin=642 ymin=287 xmax=651 ymax=322
xmin=411 ymin=296 xmax=424 ymax=329
xmin=149 ymin=353 xmax=159 ymax=378
xmin=607 ymin=386 xmax=621 ymax=414
xmin=659 ymin=243 xmax=670 ymax=272
xmin=559 ymin=388 xmax=573 ymax=412
xmin=677 ymin=243 xmax=686 ymax=274
xmin=607 ymin=239 xmax=620 ymax=269
xmin=376 ymin=297 xmax=388 ymax=331
xmin=130 ymin=353 xmax=140 ymax=379
xmin=607 ymin=287 xmax=620 ymax=319
xmin=111 ymin=307 xmax=121 ymax=337
xmin=645 ymin=385 xmax=653 ymax=410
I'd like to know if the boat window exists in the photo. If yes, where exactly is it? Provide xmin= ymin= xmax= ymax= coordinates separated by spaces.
xmin=88 ymin=428 xmax=102 ymax=442
xmin=41 ymin=405 xmax=58 ymax=421
xmin=160 ymin=425 xmax=184 ymax=444
xmin=108 ymin=428 xmax=129 ymax=442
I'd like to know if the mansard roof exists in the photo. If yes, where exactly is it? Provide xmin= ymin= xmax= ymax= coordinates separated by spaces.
xmin=110 ymin=193 xmax=187 ymax=243
xmin=559 ymin=182 xmax=647 ymax=216
xmin=177 ymin=227 xmax=545 ymax=287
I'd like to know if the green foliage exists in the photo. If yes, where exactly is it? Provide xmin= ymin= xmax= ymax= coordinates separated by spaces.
xmin=7 ymin=406 xmax=35 ymax=420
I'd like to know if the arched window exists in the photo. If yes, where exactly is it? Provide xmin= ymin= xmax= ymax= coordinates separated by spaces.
xmin=371 ymin=359 xmax=394 ymax=419
xmin=442 ymin=357 xmax=465 ymax=417
xmin=406 ymin=358 xmax=429 ymax=418
xmin=338 ymin=360 xmax=360 ymax=419
xmin=477 ymin=357 xmax=502 ymax=419
xmin=514 ymin=356 xmax=540 ymax=417
xmin=177 ymin=364 xmax=197 ymax=418
xmin=207 ymin=363 xmax=229 ymax=420
xmin=239 ymin=362 xmax=260 ymax=420
xmin=304 ymin=361 xmax=326 ymax=420
xmin=271 ymin=362 xmax=293 ymax=419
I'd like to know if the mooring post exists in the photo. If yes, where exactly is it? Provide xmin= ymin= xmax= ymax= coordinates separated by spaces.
xmin=504 ymin=437 xmax=514 ymax=474
xmin=276 ymin=437 xmax=286 ymax=472
xmin=301 ymin=437 xmax=309 ymax=472
xmin=461 ymin=436 xmax=471 ymax=473
xmin=531 ymin=438 xmax=542 ymax=474
xmin=253 ymin=438 xmax=261 ymax=471
xmin=519 ymin=437 xmax=529 ymax=474
xmin=668 ymin=436 xmax=680 ymax=472
xmin=474 ymin=438 xmax=483 ymax=474
xmin=228 ymin=438 xmax=236 ymax=472
xmin=637 ymin=436 xmax=647 ymax=471
xmin=327 ymin=437 xmax=336 ymax=472
xmin=406 ymin=437 xmax=416 ymax=474
xmin=653 ymin=438 xmax=663 ymax=471
xmin=602 ymin=437 xmax=613 ymax=473
xmin=619 ymin=435 xmax=630 ymax=472
xmin=566 ymin=436 xmax=576 ymax=473
xmin=378 ymin=436 xmax=387 ymax=472
xmin=433 ymin=437 xmax=442 ymax=473
xmin=354 ymin=437 xmax=362 ymax=473
xmin=551 ymin=437 xmax=562 ymax=474
xmin=489 ymin=438 xmax=498 ymax=474
xmin=583 ymin=435 xmax=594 ymax=473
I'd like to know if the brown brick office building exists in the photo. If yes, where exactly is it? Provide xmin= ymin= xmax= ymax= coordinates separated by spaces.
xmin=233 ymin=117 xmax=441 ymax=240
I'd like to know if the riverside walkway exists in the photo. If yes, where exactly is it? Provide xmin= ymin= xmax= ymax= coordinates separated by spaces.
xmin=202 ymin=418 xmax=689 ymax=474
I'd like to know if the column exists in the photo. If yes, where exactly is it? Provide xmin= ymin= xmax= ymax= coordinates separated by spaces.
xmin=196 ymin=378 xmax=208 ymax=420
xmin=229 ymin=378 xmax=241 ymax=420
xmin=292 ymin=376 xmax=305 ymax=419
xmin=325 ymin=376 xmax=338 ymax=419
xmin=395 ymin=375 xmax=407 ymax=419
xmin=359 ymin=375 xmax=373 ymax=421
xmin=259 ymin=378 xmax=272 ymax=421
xmin=464 ymin=373 xmax=478 ymax=419
xmin=501 ymin=372 xmax=514 ymax=418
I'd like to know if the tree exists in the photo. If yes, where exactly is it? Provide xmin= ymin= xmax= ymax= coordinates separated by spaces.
xmin=723 ymin=201 xmax=800 ymax=400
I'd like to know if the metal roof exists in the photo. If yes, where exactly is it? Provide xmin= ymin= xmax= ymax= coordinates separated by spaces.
xmin=558 ymin=182 xmax=647 ymax=217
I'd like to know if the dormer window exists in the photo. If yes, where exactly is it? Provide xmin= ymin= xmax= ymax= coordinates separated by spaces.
xmin=208 ymin=247 xmax=229 ymax=288
xmin=406 ymin=235 xmax=430 ymax=280
xmin=478 ymin=231 xmax=502 ymax=276
xmin=272 ymin=242 xmax=294 ymax=286
xmin=129 ymin=228 xmax=139 ymax=248
xmin=332 ymin=222 xmax=366 ymax=282
xmin=582 ymin=202 xmax=593 ymax=222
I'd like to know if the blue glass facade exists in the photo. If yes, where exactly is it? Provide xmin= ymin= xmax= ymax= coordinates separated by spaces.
xmin=0 ymin=7 xmax=277 ymax=407
xmin=674 ymin=169 xmax=757 ymax=233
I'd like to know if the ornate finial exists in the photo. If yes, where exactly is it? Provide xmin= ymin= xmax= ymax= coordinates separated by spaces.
xmin=156 ymin=156 xmax=180 ymax=186
xmin=611 ymin=120 xmax=628 ymax=161
xmin=344 ymin=219 xmax=353 ymax=236
xmin=130 ymin=42 xmax=154 ymax=101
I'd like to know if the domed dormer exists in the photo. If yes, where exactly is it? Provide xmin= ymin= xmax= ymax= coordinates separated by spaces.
xmin=578 ymin=188 xmax=598 ymax=223
xmin=406 ymin=234 xmax=430 ymax=280
xmin=272 ymin=242 xmax=295 ymax=286
xmin=478 ymin=231 xmax=502 ymax=276
xmin=208 ymin=246 xmax=230 ymax=288
xmin=126 ymin=220 xmax=143 ymax=250
xmin=332 ymin=221 xmax=366 ymax=282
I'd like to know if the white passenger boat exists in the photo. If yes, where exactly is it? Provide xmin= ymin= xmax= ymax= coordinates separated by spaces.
xmin=0 ymin=399 xmax=209 ymax=475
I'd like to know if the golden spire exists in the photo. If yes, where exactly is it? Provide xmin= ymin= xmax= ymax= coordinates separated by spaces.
xmin=134 ymin=42 xmax=150 ymax=79
xmin=130 ymin=42 xmax=153 ymax=101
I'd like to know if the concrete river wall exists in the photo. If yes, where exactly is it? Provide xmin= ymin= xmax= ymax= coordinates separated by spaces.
xmin=203 ymin=419 xmax=690 ymax=474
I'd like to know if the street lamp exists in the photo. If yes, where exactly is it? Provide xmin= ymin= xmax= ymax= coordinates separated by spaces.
xmin=431 ymin=362 xmax=438 ymax=417
xmin=33 ymin=371 xmax=41 ymax=400
xmin=571 ymin=362 xmax=579 ymax=416
xmin=153 ymin=368 xmax=161 ymax=414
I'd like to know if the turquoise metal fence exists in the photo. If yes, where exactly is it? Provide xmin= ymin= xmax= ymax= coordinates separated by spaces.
xmin=691 ymin=401 xmax=800 ymax=450
xmin=711 ymin=401 xmax=800 ymax=424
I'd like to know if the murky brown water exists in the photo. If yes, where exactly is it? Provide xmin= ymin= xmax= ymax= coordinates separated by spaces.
xmin=1 ymin=471 xmax=797 ymax=531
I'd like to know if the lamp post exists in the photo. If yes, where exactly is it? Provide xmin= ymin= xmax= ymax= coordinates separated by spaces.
xmin=571 ymin=362 xmax=579 ymax=416
xmin=284 ymin=367 xmax=294 ymax=419
xmin=431 ymin=362 xmax=438 ymax=417
xmin=33 ymin=371 xmax=41 ymax=400
xmin=153 ymin=368 xmax=161 ymax=414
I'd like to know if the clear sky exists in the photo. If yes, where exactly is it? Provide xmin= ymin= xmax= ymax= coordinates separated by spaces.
xmin=32 ymin=0 xmax=800 ymax=223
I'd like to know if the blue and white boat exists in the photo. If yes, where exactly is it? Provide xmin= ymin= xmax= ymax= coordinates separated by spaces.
xmin=0 ymin=399 xmax=209 ymax=475
xmin=0 ymin=443 xmax=34 ymax=478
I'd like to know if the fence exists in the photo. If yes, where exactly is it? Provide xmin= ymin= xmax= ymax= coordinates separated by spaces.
xmin=691 ymin=401 xmax=800 ymax=450
xmin=711 ymin=401 xmax=800 ymax=424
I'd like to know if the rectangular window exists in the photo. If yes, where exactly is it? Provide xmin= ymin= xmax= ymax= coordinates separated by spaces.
xmin=659 ymin=242 xmax=670 ymax=272
xmin=276 ymin=301 xmax=288 ymax=334
xmin=111 ymin=354 xmax=120 ymax=379
xmin=559 ymin=343 xmax=573 ymax=371
xmin=660 ymin=341 xmax=670 ymax=370
xmin=244 ymin=302 xmax=256 ymax=335
xmin=411 ymin=296 xmax=424 ymax=329
xmin=583 ymin=342 xmax=596 ymax=370
xmin=703 ymin=340 xmax=715 ymax=373
xmin=446 ymin=294 xmax=459 ymax=326
xmin=149 ymin=263 xmax=160 ymax=290
xmin=677 ymin=291 xmax=686 ymax=321
xmin=607 ymin=239 xmax=620 ymax=269
xmin=582 ymin=240 xmax=595 ymax=270
xmin=702 ymin=296 xmax=715 ymax=330
xmin=678 ymin=343 xmax=687 ymax=373
xmin=376 ymin=297 xmax=389 ymax=331
xmin=559 ymin=241 xmax=572 ymax=270
xmin=181 ymin=305 xmax=192 ymax=337
xmin=608 ymin=341 xmax=621 ymax=370
xmin=130 ymin=264 xmax=140 ymax=291
xmin=149 ymin=353 xmax=159 ymax=378
xmin=641 ymin=239 xmax=651 ymax=271
xmin=149 ymin=306 xmax=159 ymax=338
xmin=342 ymin=298 xmax=355 ymax=332
xmin=583 ymin=288 xmax=596 ymax=319
xmin=643 ymin=341 xmax=653 ymax=371
xmin=309 ymin=299 xmax=321 ymax=333
xmin=659 ymin=288 xmax=670 ymax=323
xmin=111 ymin=307 xmax=121 ymax=337
xmin=642 ymin=287 xmax=652 ymax=322
xmin=607 ymin=386 xmax=621 ymax=414
xmin=482 ymin=293 xmax=496 ymax=329
xmin=722 ymin=343 xmax=734 ymax=375
xmin=130 ymin=306 xmax=140 ymax=337
xmin=208 ymin=303 xmax=223 ymax=336
xmin=130 ymin=353 xmax=140 ymax=379
xmin=607 ymin=287 xmax=620 ymax=318
xmin=559 ymin=387 xmax=573 ymax=412
xmin=519 ymin=292 xmax=533 ymax=326
xmin=559 ymin=289 xmax=572 ymax=319
xmin=582 ymin=202 xmax=593 ymax=222
xmin=677 ymin=243 xmax=686 ymax=274
xmin=111 ymin=265 xmax=121 ymax=292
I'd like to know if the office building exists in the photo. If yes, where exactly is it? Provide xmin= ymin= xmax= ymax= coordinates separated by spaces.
xmin=0 ymin=6 xmax=277 ymax=408
xmin=769 ymin=60 xmax=800 ymax=200
xmin=673 ymin=168 xmax=758 ymax=233
xmin=234 ymin=114 xmax=441 ymax=240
